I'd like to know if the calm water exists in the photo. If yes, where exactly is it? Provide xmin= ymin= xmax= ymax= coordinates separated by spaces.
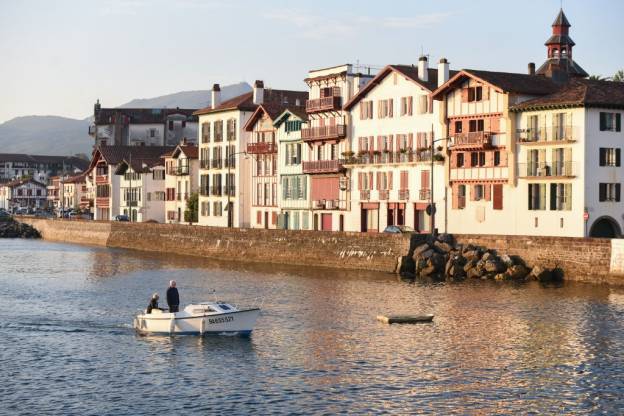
xmin=1 ymin=240 xmax=624 ymax=415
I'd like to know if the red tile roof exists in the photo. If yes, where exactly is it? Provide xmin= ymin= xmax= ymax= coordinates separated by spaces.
xmin=95 ymin=108 xmax=198 ymax=125
xmin=87 ymin=145 xmax=175 ymax=174
xmin=194 ymin=89 xmax=308 ymax=116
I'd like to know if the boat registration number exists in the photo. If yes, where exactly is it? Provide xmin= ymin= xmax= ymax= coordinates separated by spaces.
xmin=208 ymin=316 xmax=234 ymax=324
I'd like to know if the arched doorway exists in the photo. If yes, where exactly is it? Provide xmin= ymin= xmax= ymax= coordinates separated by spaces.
xmin=589 ymin=216 xmax=622 ymax=238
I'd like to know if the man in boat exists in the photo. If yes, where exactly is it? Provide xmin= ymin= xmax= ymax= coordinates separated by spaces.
xmin=166 ymin=280 xmax=180 ymax=313
xmin=146 ymin=293 xmax=162 ymax=314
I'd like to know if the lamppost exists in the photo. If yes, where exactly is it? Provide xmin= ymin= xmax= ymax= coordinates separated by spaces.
xmin=429 ymin=128 xmax=449 ymax=236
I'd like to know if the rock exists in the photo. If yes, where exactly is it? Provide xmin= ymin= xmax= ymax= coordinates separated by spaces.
xmin=551 ymin=267 xmax=564 ymax=283
xmin=481 ymin=252 xmax=492 ymax=262
xmin=397 ymin=256 xmax=415 ymax=275
xmin=419 ymin=264 xmax=436 ymax=277
xmin=449 ymin=264 xmax=467 ymax=281
xmin=467 ymin=268 xmax=482 ymax=279
xmin=463 ymin=259 xmax=477 ymax=272
xmin=484 ymin=260 xmax=504 ymax=273
xmin=494 ymin=273 xmax=506 ymax=281
xmin=415 ymin=258 xmax=428 ymax=273
xmin=463 ymin=250 xmax=479 ymax=261
xmin=428 ymin=252 xmax=446 ymax=273
xmin=445 ymin=257 xmax=454 ymax=276
xmin=500 ymin=254 xmax=514 ymax=268
xmin=434 ymin=241 xmax=453 ymax=253
xmin=506 ymin=264 xmax=530 ymax=281
xmin=412 ymin=243 xmax=430 ymax=258
xmin=437 ymin=233 xmax=454 ymax=245
xmin=419 ymin=249 xmax=434 ymax=260
xmin=530 ymin=265 xmax=555 ymax=282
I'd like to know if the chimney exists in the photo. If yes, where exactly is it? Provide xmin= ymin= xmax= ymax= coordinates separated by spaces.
xmin=418 ymin=56 xmax=429 ymax=82
xmin=528 ymin=62 xmax=536 ymax=75
xmin=253 ymin=80 xmax=264 ymax=105
xmin=437 ymin=58 xmax=450 ymax=87
xmin=94 ymin=99 xmax=101 ymax=116
xmin=181 ymin=137 xmax=187 ymax=146
xmin=211 ymin=84 xmax=221 ymax=108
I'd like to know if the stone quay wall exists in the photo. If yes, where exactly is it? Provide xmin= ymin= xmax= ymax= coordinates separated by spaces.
xmin=17 ymin=218 xmax=623 ymax=284
xmin=18 ymin=218 xmax=409 ymax=273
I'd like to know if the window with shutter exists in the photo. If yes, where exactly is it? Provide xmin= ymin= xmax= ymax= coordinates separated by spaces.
xmin=493 ymin=184 xmax=503 ymax=210
xmin=599 ymin=183 xmax=606 ymax=202
xmin=600 ymin=148 xmax=607 ymax=166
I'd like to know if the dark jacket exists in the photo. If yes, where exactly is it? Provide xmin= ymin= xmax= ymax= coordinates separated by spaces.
xmin=166 ymin=287 xmax=180 ymax=307
xmin=147 ymin=298 xmax=159 ymax=314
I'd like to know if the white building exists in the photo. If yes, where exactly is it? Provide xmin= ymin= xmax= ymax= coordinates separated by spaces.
xmin=114 ymin=159 xmax=166 ymax=222
xmin=342 ymin=58 xmax=451 ymax=233
xmin=274 ymin=108 xmax=312 ymax=230
xmin=164 ymin=142 xmax=199 ymax=223
xmin=89 ymin=101 xmax=199 ymax=148
xmin=2 ymin=178 xmax=47 ymax=211
xmin=302 ymin=64 xmax=375 ymax=231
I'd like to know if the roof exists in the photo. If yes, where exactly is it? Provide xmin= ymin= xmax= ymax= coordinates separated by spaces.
xmin=273 ymin=107 xmax=308 ymax=128
xmin=64 ymin=173 xmax=88 ymax=184
xmin=535 ymin=57 xmax=588 ymax=78
xmin=4 ymin=178 xmax=46 ymax=188
xmin=511 ymin=79 xmax=624 ymax=111
xmin=544 ymin=34 xmax=575 ymax=46
xmin=0 ymin=154 xmax=89 ymax=170
xmin=344 ymin=64 xmax=459 ymax=110
xmin=243 ymin=93 xmax=308 ymax=131
xmin=552 ymin=9 xmax=571 ymax=27
xmin=88 ymin=145 xmax=174 ymax=173
xmin=94 ymin=108 xmax=199 ymax=125
xmin=194 ymin=89 xmax=308 ymax=117
xmin=115 ymin=157 xmax=165 ymax=175
xmin=432 ymin=69 xmax=560 ymax=99
xmin=171 ymin=144 xmax=199 ymax=159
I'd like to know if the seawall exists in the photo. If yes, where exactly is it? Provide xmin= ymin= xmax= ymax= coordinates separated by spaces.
xmin=18 ymin=218 xmax=408 ymax=273
xmin=16 ymin=218 xmax=624 ymax=285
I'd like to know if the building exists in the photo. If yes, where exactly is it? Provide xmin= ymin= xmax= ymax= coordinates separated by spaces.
xmin=2 ymin=178 xmax=47 ymax=211
xmin=243 ymin=87 xmax=308 ymax=229
xmin=87 ymin=146 xmax=173 ymax=220
xmin=0 ymin=181 xmax=9 ymax=210
xmin=274 ymin=108 xmax=311 ymax=230
xmin=0 ymin=153 xmax=89 ymax=182
xmin=343 ymin=58 xmax=452 ymax=232
xmin=164 ymin=141 xmax=200 ymax=223
xmin=511 ymin=78 xmax=624 ymax=237
xmin=195 ymin=82 xmax=306 ymax=228
xmin=302 ymin=64 xmax=375 ymax=231
xmin=46 ymin=176 xmax=61 ymax=211
xmin=114 ymin=158 xmax=166 ymax=222
xmin=89 ymin=101 xmax=199 ymax=148
xmin=62 ymin=173 xmax=90 ymax=212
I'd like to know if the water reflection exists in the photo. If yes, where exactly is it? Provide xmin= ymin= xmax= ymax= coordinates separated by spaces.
xmin=1 ymin=239 xmax=623 ymax=414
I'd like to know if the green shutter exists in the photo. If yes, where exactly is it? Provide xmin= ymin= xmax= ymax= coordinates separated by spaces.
xmin=616 ymin=113 xmax=622 ymax=132
xmin=600 ymin=112 xmax=607 ymax=131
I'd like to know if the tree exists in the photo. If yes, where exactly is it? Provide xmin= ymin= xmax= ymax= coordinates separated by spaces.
xmin=613 ymin=70 xmax=624 ymax=82
xmin=184 ymin=192 xmax=198 ymax=223
xmin=588 ymin=74 xmax=608 ymax=81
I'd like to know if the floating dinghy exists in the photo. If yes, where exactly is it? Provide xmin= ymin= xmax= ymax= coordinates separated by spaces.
xmin=376 ymin=314 xmax=434 ymax=324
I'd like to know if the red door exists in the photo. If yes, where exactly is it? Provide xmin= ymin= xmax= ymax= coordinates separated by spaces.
xmin=321 ymin=213 xmax=332 ymax=231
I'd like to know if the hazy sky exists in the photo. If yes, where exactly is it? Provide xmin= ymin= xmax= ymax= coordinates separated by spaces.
xmin=1 ymin=0 xmax=622 ymax=123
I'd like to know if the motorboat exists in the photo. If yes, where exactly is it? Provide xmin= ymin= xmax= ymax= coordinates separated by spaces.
xmin=133 ymin=302 xmax=260 ymax=336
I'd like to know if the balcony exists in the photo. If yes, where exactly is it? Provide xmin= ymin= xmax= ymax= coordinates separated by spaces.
xmin=360 ymin=190 xmax=370 ymax=200
xmin=210 ymin=186 xmax=222 ymax=196
xmin=124 ymin=200 xmax=138 ymax=207
xmin=96 ymin=197 xmax=109 ymax=207
xmin=306 ymin=96 xmax=342 ymax=113
xmin=95 ymin=175 xmax=108 ymax=184
xmin=200 ymin=160 xmax=210 ymax=169
xmin=419 ymin=189 xmax=431 ymax=200
xmin=167 ymin=165 xmax=189 ymax=176
xmin=312 ymin=199 xmax=349 ymax=210
xmin=301 ymin=125 xmax=346 ymax=142
xmin=211 ymin=159 xmax=223 ymax=169
xmin=247 ymin=141 xmax=277 ymax=154
xmin=399 ymin=189 xmax=409 ymax=200
xmin=345 ymin=150 xmax=434 ymax=165
xmin=379 ymin=190 xmax=389 ymax=200
xmin=199 ymin=187 xmax=210 ymax=196
xmin=519 ymin=162 xmax=576 ymax=178
xmin=517 ymin=126 xmax=578 ymax=145
xmin=449 ymin=132 xmax=493 ymax=150
xmin=450 ymin=166 xmax=509 ymax=181
xmin=302 ymin=159 xmax=345 ymax=174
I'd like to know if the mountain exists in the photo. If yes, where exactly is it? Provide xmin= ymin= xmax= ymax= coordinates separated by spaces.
xmin=0 ymin=82 xmax=253 ymax=156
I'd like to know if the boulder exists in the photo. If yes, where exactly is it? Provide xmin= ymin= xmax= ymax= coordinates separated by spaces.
xmin=463 ymin=259 xmax=476 ymax=272
xmin=500 ymin=254 xmax=514 ymax=268
xmin=419 ymin=264 xmax=437 ymax=277
xmin=419 ymin=249 xmax=434 ymax=260
xmin=484 ymin=260 xmax=504 ymax=273
xmin=428 ymin=252 xmax=446 ymax=272
xmin=494 ymin=273 xmax=506 ymax=281
xmin=434 ymin=241 xmax=453 ymax=253
xmin=412 ymin=243 xmax=430 ymax=258
xmin=463 ymin=250 xmax=479 ymax=261
xmin=449 ymin=264 xmax=467 ymax=281
xmin=481 ymin=252 xmax=492 ymax=262
xmin=530 ymin=265 xmax=554 ymax=282
xmin=506 ymin=264 xmax=530 ymax=281
xmin=437 ymin=233 xmax=454 ymax=245
xmin=467 ymin=268 xmax=482 ymax=279
xmin=397 ymin=256 xmax=415 ymax=275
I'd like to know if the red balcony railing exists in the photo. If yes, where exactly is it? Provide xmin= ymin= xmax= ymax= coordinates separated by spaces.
xmin=399 ymin=189 xmax=409 ymax=200
xmin=360 ymin=190 xmax=370 ymax=200
xmin=449 ymin=132 xmax=492 ymax=149
xmin=302 ymin=159 xmax=345 ymax=174
xmin=95 ymin=175 xmax=108 ymax=184
xmin=246 ymin=141 xmax=277 ymax=154
xmin=379 ymin=190 xmax=389 ymax=200
xmin=96 ymin=197 xmax=109 ymax=207
xmin=301 ymin=125 xmax=346 ymax=142
xmin=306 ymin=96 xmax=342 ymax=113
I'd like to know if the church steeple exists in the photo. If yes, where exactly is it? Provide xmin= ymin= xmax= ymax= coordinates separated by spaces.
xmin=536 ymin=9 xmax=588 ymax=82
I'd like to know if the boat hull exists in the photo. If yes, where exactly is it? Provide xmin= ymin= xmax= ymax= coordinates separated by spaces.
xmin=134 ymin=308 xmax=260 ymax=336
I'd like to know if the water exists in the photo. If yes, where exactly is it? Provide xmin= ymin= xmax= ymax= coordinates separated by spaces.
xmin=1 ymin=240 xmax=623 ymax=415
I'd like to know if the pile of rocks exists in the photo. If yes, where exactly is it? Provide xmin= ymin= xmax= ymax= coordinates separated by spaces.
xmin=0 ymin=218 xmax=41 ymax=239
xmin=397 ymin=233 xmax=563 ymax=283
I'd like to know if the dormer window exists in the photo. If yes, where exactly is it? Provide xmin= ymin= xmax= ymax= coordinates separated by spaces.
xmin=466 ymin=86 xmax=482 ymax=102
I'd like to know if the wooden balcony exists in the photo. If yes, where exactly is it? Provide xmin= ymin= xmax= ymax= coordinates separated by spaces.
xmin=360 ymin=190 xmax=370 ymax=200
xmin=301 ymin=125 xmax=346 ymax=142
xmin=95 ymin=175 xmax=108 ymax=184
xmin=247 ymin=141 xmax=277 ymax=154
xmin=449 ymin=132 xmax=492 ymax=150
xmin=96 ymin=197 xmax=109 ymax=207
xmin=167 ymin=166 xmax=189 ymax=176
xmin=345 ymin=150 xmax=433 ymax=165
xmin=399 ymin=189 xmax=409 ymax=200
xmin=379 ymin=190 xmax=389 ymax=200
xmin=302 ymin=159 xmax=345 ymax=174
xmin=419 ymin=189 xmax=431 ymax=200
xmin=306 ymin=96 xmax=342 ymax=113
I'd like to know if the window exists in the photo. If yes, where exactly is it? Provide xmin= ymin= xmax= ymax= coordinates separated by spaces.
xmin=470 ymin=152 xmax=485 ymax=167
xmin=152 ymin=170 xmax=165 ymax=180
xmin=528 ymin=183 xmax=546 ymax=210
xmin=600 ymin=148 xmax=621 ymax=167
xmin=599 ymin=183 xmax=621 ymax=202
xmin=600 ymin=112 xmax=621 ymax=132
xmin=494 ymin=151 xmax=500 ymax=166
xmin=202 ymin=122 xmax=211 ymax=143
xmin=214 ymin=120 xmax=223 ymax=141
xmin=549 ymin=183 xmax=572 ymax=211
xmin=400 ymin=96 xmax=413 ymax=116
xmin=528 ymin=115 xmax=540 ymax=141
xmin=456 ymin=153 xmax=464 ymax=168
xmin=149 ymin=129 xmax=156 ymax=138
xmin=360 ymin=101 xmax=374 ymax=120
xmin=493 ymin=184 xmax=503 ymax=210
xmin=473 ymin=184 xmax=484 ymax=201
xmin=168 ymin=120 xmax=174 ymax=131
xmin=201 ymin=201 xmax=209 ymax=217
xmin=285 ymin=120 xmax=302 ymax=132
xmin=226 ymin=119 xmax=236 ymax=141
xmin=466 ymin=86 xmax=483 ymax=102
xmin=213 ymin=201 xmax=222 ymax=216
xmin=469 ymin=119 xmax=484 ymax=132
xmin=457 ymin=185 xmax=466 ymax=209
xmin=454 ymin=121 xmax=463 ymax=134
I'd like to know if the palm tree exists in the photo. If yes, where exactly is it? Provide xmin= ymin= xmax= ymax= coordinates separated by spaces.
xmin=613 ymin=70 xmax=624 ymax=82
xmin=588 ymin=74 xmax=608 ymax=81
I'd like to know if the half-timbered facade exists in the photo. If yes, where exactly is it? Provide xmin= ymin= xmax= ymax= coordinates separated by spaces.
xmin=164 ymin=142 xmax=199 ymax=224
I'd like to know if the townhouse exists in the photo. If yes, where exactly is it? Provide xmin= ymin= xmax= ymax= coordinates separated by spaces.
xmin=88 ymin=146 xmax=173 ymax=220
xmin=163 ymin=141 xmax=200 ymax=223
xmin=46 ymin=176 xmax=61 ymax=211
xmin=343 ymin=57 xmax=452 ymax=233
xmin=274 ymin=108 xmax=311 ymax=230
xmin=1 ymin=178 xmax=47 ymax=211
xmin=0 ymin=153 xmax=88 ymax=182
xmin=62 ymin=173 xmax=90 ymax=212
xmin=302 ymin=64 xmax=375 ymax=231
xmin=195 ymin=82 xmax=306 ymax=228
xmin=89 ymin=101 xmax=198 ymax=148
xmin=243 ymin=89 xmax=308 ymax=229
xmin=114 ymin=157 xmax=166 ymax=223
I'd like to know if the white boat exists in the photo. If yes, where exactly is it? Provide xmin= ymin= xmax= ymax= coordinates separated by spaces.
xmin=133 ymin=302 xmax=260 ymax=336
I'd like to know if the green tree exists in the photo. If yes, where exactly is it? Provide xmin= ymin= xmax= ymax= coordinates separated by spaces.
xmin=613 ymin=69 xmax=624 ymax=82
xmin=184 ymin=192 xmax=198 ymax=223
xmin=588 ymin=74 xmax=608 ymax=81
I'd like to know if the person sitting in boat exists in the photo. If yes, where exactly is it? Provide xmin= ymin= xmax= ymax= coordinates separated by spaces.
xmin=166 ymin=280 xmax=180 ymax=313
xmin=146 ymin=293 xmax=163 ymax=314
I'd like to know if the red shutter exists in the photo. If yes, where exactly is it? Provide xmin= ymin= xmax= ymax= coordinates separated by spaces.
xmin=408 ymin=96 xmax=413 ymax=115
xmin=421 ymin=170 xmax=430 ymax=190
xmin=257 ymin=211 xmax=262 ymax=224
xmin=377 ymin=136 xmax=382 ymax=151
xmin=485 ymin=151 xmax=494 ymax=167
xmin=369 ymin=136 xmax=374 ymax=150
xmin=428 ymin=95 xmax=434 ymax=114
xmin=461 ymin=88 xmax=469 ymax=102
xmin=389 ymin=99 xmax=393 ymax=117
xmin=389 ymin=135 xmax=394 ymax=152
xmin=400 ymin=171 xmax=408 ymax=189
xmin=452 ymin=184 xmax=459 ymax=209
xmin=395 ymin=135 xmax=401 ymax=151
xmin=376 ymin=172 xmax=381 ymax=190
xmin=272 ymin=212 xmax=277 ymax=225
xmin=500 ymin=151 xmax=508 ymax=166
xmin=368 ymin=173 xmax=373 ymax=190
xmin=493 ymin=184 xmax=503 ymax=210
xmin=465 ymin=152 xmax=472 ymax=168
xmin=359 ymin=103 xmax=364 ymax=120
xmin=450 ymin=153 xmax=457 ymax=167
xmin=485 ymin=184 xmax=492 ymax=201
xmin=388 ymin=172 xmax=393 ymax=190
xmin=358 ymin=173 xmax=363 ymax=191
xmin=408 ymin=133 xmax=413 ymax=149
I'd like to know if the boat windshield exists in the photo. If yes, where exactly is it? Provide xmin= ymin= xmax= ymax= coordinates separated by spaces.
xmin=218 ymin=304 xmax=231 ymax=311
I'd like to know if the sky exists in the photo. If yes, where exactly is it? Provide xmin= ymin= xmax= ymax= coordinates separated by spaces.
xmin=0 ymin=0 xmax=623 ymax=123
